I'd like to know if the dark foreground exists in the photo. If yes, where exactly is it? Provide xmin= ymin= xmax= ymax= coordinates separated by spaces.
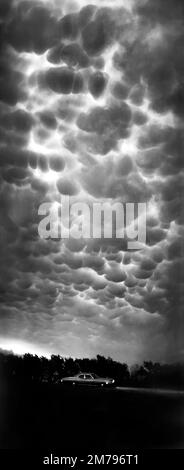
xmin=0 ymin=381 xmax=184 ymax=450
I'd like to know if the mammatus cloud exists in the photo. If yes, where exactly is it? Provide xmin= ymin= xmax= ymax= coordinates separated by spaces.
xmin=0 ymin=0 xmax=183 ymax=364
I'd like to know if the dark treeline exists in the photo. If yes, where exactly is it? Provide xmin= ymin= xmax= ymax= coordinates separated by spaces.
xmin=0 ymin=349 xmax=184 ymax=390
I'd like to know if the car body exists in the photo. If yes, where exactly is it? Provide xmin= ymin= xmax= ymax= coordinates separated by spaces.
xmin=60 ymin=372 xmax=115 ymax=387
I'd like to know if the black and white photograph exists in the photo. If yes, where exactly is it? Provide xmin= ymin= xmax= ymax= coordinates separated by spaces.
xmin=0 ymin=0 xmax=184 ymax=465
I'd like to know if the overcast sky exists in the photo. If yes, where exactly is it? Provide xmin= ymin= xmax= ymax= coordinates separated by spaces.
xmin=0 ymin=0 xmax=184 ymax=364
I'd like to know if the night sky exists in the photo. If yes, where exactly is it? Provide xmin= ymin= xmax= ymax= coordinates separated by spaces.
xmin=0 ymin=0 xmax=184 ymax=364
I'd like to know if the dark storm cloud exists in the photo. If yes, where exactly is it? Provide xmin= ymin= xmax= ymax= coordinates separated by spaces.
xmin=76 ymin=103 xmax=132 ymax=154
xmin=48 ymin=43 xmax=90 ymax=68
xmin=79 ymin=158 xmax=150 ymax=202
xmin=136 ymin=0 xmax=184 ymax=25
xmin=119 ymin=0 xmax=184 ymax=120
xmin=57 ymin=177 xmax=79 ymax=196
xmin=88 ymin=71 xmax=107 ymax=98
xmin=0 ymin=108 xmax=34 ymax=133
xmin=38 ymin=110 xmax=57 ymax=130
xmin=81 ymin=7 xmax=115 ymax=56
xmin=0 ymin=50 xmax=26 ymax=105
xmin=6 ymin=2 xmax=59 ymax=54
xmin=43 ymin=67 xmax=84 ymax=95
xmin=49 ymin=155 xmax=65 ymax=172
xmin=0 ymin=0 xmax=183 ymax=364
xmin=77 ymin=104 xmax=132 ymax=137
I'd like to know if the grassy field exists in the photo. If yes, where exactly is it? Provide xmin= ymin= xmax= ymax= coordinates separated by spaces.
xmin=0 ymin=381 xmax=184 ymax=450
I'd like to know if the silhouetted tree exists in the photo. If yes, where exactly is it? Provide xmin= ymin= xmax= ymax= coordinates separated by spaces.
xmin=0 ymin=349 xmax=183 ymax=390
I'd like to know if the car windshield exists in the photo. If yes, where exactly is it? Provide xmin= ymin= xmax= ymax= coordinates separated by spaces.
xmin=77 ymin=373 xmax=99 ymax=379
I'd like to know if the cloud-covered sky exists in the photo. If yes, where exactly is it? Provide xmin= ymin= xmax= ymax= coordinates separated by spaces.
xmin=0 ymin=0 xmax=184 ymax=364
